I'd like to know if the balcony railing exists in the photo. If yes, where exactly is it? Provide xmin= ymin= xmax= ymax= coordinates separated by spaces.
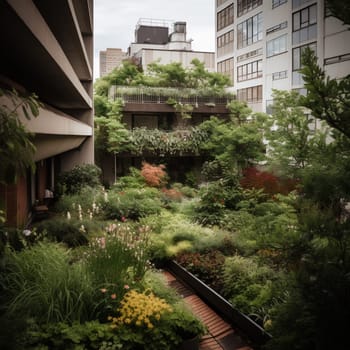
xmin=109 ymin=86 xmax=235 ymax=106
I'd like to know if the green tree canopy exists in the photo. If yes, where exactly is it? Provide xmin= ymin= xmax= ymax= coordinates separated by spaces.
xmin=300 ymin=48 xmax=350 ymax=138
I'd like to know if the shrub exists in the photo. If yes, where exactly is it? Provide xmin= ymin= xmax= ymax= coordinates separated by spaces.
xmin=222 ymin=255 xmax=286 ymax=323
xmin=176 ymin=250 xmax=226 ymax=293
xmin=54 ymin=186 xmax=105 ymax=216
xmin=194 ymin=180 xmax=243 ymax=226
xmin=103 ymin=187 xmax=162 ymax=221
xmin=33 ymin=218 xmax=89 ymax=247
xmin=56 ymin=164 xmax=102 ymax=195
xmin=240 ymin=167 xmax=297 ymax=196
xmin=140 ymin=162 xmax=168 ymax=188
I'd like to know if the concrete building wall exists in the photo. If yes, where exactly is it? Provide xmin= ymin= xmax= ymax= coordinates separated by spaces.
xmin=0 ymin=0 xmax=94 ymax=226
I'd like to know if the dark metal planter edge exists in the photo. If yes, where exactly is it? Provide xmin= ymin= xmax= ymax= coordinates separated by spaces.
xmin=167 ymin=260 xmax=272 ymax=346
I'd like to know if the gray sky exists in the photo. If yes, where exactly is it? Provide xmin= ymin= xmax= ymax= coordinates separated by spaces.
xmin=93 ymin=0 xmax=215 ymax=79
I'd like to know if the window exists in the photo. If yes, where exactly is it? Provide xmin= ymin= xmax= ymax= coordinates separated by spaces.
xmin=272 ymin=0 xmax=288 ymax=8
xmin=237 ymin=12 xmax=263 ymax=49
xmin=292 ymin=42 xmax=316 ymax=85
xmin=266 ymin=21 xmax=288 ymax=35
xmin=237 ymin=0 xmax=262 ymax=17
xmin=237 ymin=85 xmax=262 ymax=103
xmin=237 ymin=59 xmax=262 ymax=81
xmin=217 ymin=30 xmax=234 ymax=57
xmin=237 ymin=48 xmax=263 ymax=62
xmin=266 ymin=34 xmax=288 ymax=57
xmin=217 ymin=58 xmax=234 ymax=85
xmin=292 ymin=0 xmax=313 ymax=10
xmin=217 ymin=4 xmax=234 ymax=31
xmin=272 ymin=70 xmax=288 ymax=80
xmin=324 ymin=53 xmax=350 ymax=65
xmin=292 ymin=4 xmax=317 ymax=44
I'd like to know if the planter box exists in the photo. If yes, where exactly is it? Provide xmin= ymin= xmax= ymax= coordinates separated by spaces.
xmin=167 ymin=260 xmax=272 ymax=347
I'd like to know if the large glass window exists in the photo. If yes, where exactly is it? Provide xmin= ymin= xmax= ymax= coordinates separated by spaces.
xmin=237 ymin=12 xmax=263 ymax=49
xmin=217 ymin=4 xmax=234 ymax=31
xmin=217 ymin=30 xmax=234 ymax=57
xmin=237 ymin=0 xmax=262 ymax=17
xmin=292 ymin=4 xmax=317 ymax=44
xmin=217 ymin=58 xmax=234 ymax=85
xmin=237 ymin=59 xmax=262 ymax=82
xmin=292 ymin=42 xmax=316 ymax=85
xmin=237 ymin=85 xmax=262 ymax=103
xmin=266 ymin=34 xmax=288 ymax=57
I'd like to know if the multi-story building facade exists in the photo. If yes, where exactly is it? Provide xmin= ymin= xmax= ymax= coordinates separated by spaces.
xmin=100 ymin=48 xmax=127 ymax=77
xmin=215 ymin=0 xmax=350 ymax=112
xmin=128 ymin=18 xmax=215 ymax=72
xmin=0 ymin=0 xmax=94 ymax=226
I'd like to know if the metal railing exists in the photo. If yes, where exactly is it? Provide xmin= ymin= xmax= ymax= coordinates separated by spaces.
xmin=110 ymin=86 xmax=235 ymax=106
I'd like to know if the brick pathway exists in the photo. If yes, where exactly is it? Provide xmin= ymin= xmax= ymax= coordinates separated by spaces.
xmin=162 ymin=271 xmax=254 ymax=350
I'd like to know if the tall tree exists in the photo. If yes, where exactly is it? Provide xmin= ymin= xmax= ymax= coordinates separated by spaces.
xmin=300 ymin=48 xmax=350 ymax=139
xmin=264 ymin=89 xmax=328 ymax=176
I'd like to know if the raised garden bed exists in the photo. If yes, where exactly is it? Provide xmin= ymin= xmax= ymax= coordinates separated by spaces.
xmin=166 ymin=260 xmax=272 ymax=347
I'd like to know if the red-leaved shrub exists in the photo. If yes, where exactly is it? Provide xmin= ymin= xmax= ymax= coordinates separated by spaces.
xmin=140 ymin=162 xmax=167 ymax=188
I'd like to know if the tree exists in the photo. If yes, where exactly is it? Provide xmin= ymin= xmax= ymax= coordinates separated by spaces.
xmin=0 ymin=88 xmax=40 ymax=185
xmin=264 ymin=89 xmax=328 ymax=176
xmin=199 ymin=100 xmax=266 ymax=171
xmin=300 ymin=48 xmax=350 ymax=138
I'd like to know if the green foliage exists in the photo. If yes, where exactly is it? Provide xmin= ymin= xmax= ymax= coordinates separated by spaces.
xmin=223 ymin=256 xmax=288 ymax=323
xmin=0 ymin=88 xmax=40 ymax=184
xmin=194 ymin=179 xmax=243 ymax=226
xmin=199 ymin=101 xmax=266 ymax=170
xmin=300 ymin=48 xmax=350 ymax=138
xmin=130 ymin=127 xmax=208 ymax=156
xmin=264 ymin=89 xmax=328 ymax=176
xmin=0 ymin=242 xmax=96 ymax=324
xmin=103 ymin=187 xmax=162 ymax=220
xmin=56 ymin=164 xmax=102 ymax=195
xmin=24 ymin=319 xmax=122 ymax=350
xmin=33 ymin=218 xmax=89 ymax=247
xmin=85 ymin=223 xmax=150 ymax=291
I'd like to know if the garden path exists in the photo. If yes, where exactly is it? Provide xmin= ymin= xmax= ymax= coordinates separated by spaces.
xmin=162 ymin=271 xmax=254 ymax=350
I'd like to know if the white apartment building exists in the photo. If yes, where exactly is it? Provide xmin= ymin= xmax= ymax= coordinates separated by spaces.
xmin=100 ymin=48 xmax=127 ymax=77
xmin=128 ymin=18 xmax=215 ymax=72
xmin=215 ymin=0 xmax=350 ymax=112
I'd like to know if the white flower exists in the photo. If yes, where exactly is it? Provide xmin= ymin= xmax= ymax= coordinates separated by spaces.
xmin=67 ymin=211 xmax=71 ymax=220
xmin=23 ymin=229 xmax=31 ymax=237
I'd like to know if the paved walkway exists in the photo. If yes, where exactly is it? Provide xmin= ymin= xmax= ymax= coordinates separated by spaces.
xmin=162 ymin=271 xmax=254 ymax=350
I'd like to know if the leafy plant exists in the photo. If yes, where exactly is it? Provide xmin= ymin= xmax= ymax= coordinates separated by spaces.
xmin=0 ymin=88 xmax=40 ymax=184
xmin=103 ymin=187 xmax=162 ymax=221
xmin=0 ymin=242 xmax=96 ymax=324
xmin=56 ymin=164 xmax=102 ymax=195
xmin=141 ymin=162 xmax=168 ymax=187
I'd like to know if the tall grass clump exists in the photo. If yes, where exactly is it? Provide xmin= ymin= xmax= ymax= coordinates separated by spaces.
xmin=85 ymin=223 xmax=151 ymax=301
xmin=0 ymin=242 xmax=95 ymax=324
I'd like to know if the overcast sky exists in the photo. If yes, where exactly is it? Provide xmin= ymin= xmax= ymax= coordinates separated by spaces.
xmin=93 ymin=0 xmax=215 ymax=79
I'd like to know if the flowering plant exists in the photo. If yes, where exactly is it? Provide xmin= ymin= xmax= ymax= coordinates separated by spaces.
xmin=109 ymin=289 xmax=173 ymax=330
